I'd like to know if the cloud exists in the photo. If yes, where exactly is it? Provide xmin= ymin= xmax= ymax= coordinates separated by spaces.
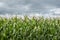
xmin=0 ymin=2 xmax=6 ymax=7
xmin=0 ymin=0 xmax=60 ymax=16
xmin=50 ymin=8 xmax=60 ymax=14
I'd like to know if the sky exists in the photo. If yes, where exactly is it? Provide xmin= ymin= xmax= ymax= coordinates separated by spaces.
xmin=0 ymin=0 xmax=60 ymax=16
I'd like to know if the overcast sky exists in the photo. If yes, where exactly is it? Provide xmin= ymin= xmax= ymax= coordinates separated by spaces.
xmin=0 ymin=0 xmax=60 ymax=15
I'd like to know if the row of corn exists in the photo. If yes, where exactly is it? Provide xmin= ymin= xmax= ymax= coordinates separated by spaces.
xmin=0 ymin=16 xmax=60 ymax=40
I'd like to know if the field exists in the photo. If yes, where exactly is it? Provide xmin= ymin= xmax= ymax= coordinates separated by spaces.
xmin=0 ymin=16 xmax=60 ymax=40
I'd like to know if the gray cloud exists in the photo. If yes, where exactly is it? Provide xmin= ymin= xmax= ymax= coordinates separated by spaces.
xmin=0 ymin=0 xmax=60 ymax=14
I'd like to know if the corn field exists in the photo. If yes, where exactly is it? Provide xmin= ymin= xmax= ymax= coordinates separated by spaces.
xmin=0 ymin=16 xmax=60 ymax=40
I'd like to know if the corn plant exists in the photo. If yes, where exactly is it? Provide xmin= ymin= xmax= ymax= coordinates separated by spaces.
xmin=0 ymin=16 xmax=60 ymax=40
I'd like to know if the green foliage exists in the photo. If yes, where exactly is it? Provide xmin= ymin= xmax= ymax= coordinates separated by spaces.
xmin=0 ymin=16 xmax=60 ymax=40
